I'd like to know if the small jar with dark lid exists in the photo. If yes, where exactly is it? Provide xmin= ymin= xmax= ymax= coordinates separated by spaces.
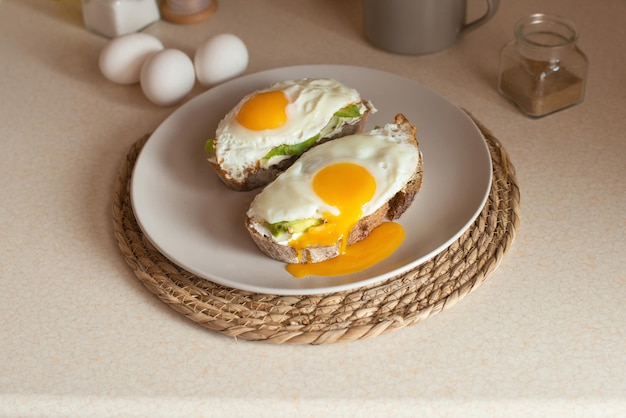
xmin=498 ymin=13 xmax=588 ymax=117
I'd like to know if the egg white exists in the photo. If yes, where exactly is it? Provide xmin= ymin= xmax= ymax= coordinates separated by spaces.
xmin=247 ymin=122 xmax=420 ymax=242
xmin=214 ymin=78 xmax=365 ymax=183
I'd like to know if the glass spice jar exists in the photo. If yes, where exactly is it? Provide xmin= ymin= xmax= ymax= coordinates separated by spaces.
xmin=498 ymin=13 xmax=588 ymax=117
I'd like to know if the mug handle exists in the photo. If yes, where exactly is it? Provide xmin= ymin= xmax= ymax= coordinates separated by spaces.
xmin=461 ymin=0 xmax=500 ymax=33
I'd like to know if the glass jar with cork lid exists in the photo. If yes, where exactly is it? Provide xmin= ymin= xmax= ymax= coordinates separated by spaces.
xmin=498 ymin=13 xmax=588 ymax=117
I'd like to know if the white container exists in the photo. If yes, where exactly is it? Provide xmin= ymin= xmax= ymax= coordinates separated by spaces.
xmin=81 ymin=0 xmax=160 ymax=38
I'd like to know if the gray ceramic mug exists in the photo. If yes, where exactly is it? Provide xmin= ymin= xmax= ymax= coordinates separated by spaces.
xmin=363 ymin=0 xmax=500 ymax=55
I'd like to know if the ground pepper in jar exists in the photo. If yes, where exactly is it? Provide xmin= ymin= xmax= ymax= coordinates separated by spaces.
xmin=498 ymin=14 xmax=588 ymax=117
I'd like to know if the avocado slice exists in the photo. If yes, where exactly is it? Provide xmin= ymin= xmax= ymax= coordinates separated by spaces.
xmin=261 ymin=104 xmax=362 ymax=161
xmin=267 ymin=218 xmax=324 ymax=237
xmin=262 ymin=133 xmax=320 ymax=161
xmin=333 ymin=104 xmax=361 ymax=118
xmin=204 ymin=138 xmax=215 ymax=155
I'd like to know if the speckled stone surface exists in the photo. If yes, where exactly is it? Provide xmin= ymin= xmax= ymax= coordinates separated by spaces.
xmin=1 ymin=0 xmax=624 ymax=416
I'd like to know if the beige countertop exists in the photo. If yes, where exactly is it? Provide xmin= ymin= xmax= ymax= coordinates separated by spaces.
xmin=1 ymin=0 xmax=625 ymax=417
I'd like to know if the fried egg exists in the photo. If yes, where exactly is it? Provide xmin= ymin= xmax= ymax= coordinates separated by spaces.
xmin=247 ymin=120 xmax=420 ymax=278
xmin=213 ymin=78 xmax=368 ymax=183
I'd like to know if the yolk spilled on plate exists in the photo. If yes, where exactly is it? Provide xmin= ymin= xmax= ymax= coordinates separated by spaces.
xmin=286 ymin=162 xmax=406 ymax=278
xmin=236 ymin=91 xmax=288 ymax=131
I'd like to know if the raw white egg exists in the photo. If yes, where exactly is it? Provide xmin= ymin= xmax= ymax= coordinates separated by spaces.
xmin=140 ymin=49 xmax=195 ymax=106
xmin=194 ymin=33 xmax=249 ymax=87
xmin=99 ymin=33 xmax=164 ymax=85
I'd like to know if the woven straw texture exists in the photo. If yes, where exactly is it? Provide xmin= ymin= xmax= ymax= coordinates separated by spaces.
xmin=113 ymin=116 xmax=520 ymax=345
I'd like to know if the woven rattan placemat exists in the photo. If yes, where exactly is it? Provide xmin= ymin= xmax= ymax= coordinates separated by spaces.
xmin=113 ymin=115 xmax=520 ymax=345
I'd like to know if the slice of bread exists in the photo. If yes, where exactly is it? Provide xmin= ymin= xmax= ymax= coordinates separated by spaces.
xmin=209 ymin=102 xmax=373 ymax=191
xmin=207 ymin=79 xmax=376 ymax=191
xmin=245 ymin=114 xmax=423 ymax=264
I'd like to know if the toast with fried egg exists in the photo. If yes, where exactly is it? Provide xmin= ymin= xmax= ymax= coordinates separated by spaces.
xmin=245 ymin=114 xmax=423 ymax=267
xmin=205 ymin=78 xmax=375 ymax=191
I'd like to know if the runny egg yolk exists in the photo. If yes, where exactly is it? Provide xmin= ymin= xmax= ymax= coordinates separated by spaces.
xmin=286 ymin=163 xmax=406 ymax=278
xmin=236 ymin=91 xmax=289 ymax=131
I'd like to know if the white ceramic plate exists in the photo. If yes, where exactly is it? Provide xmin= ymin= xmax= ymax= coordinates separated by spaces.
xmin=131 ymin=65 xmax=492 ymax=295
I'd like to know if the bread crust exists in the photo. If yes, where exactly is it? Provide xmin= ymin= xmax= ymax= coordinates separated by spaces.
xmin=211 ymin=100 xmax=375 ymax=192
xmin=245 ymin=114 xmax=423 ymax=264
